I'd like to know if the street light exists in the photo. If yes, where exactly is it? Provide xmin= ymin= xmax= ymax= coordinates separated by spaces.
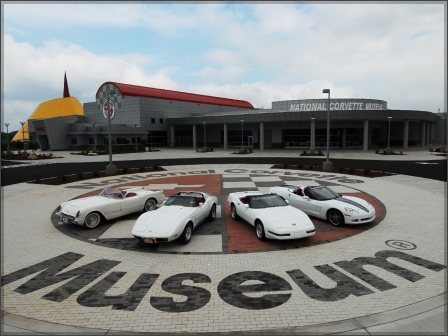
xmin=91 ymin=121 xmax=96 ymax=150
xmin=134 ymin=123 xmax=139 ymax=151
xmin=387 ymin=117 xmax=393 ymax=150
xmin=241 ymin=120 xmax=244 ymax=149
xmin=322 ymin=89 xmax=332 ymax=172
xmin=20 ymin=121 xmax=26 ymax=153
xmin=106 ymin=90 xmax=117 ymax=175
xmin=5 ymin=123 xmax=9 ymax=152
xmin=203 ymin=122 xmax=207 ymax=148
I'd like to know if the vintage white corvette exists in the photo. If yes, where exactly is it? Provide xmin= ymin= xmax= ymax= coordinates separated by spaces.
xmin=132 ymin=191 xmax=217 ymax=245
xmin=56 ymin=186 xmax=166 ymax=229
xmin=227 ymin=191 xmax=315 ymax=241
xmin=269 ymin=184 xmax=376 ymax=226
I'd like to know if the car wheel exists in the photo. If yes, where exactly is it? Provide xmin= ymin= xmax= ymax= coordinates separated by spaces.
xmin=208 ymin=204 xmax=216 ymax=221
xmin=180 ymin=223 xmax=193 ymax=244
xmin=144 ymin=199 xmax=157 ymax=212
xmin=328 ymin=209 xmax=344 ymax=226
xmin=84 ymin=212 xmax=101 ymax=229
xmin=255 ymin=221 xmax=266 ymax=241
xmin=231 ymin=203 xmax=239 ymax=220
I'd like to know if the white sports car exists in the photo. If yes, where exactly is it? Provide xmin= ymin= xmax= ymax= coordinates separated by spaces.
xmin=269 ymin=184 xmax=376 ymax=226
xmin=56 ymin=186 xmax=166 ymax=229
xmin=132 ymin=191 xmax=218 ymax=245
xmin=227 ymin=191 xmax=315 ymax=241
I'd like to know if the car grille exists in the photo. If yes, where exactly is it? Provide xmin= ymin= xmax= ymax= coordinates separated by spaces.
xmin=61 ymin=213 xmax=75 ymax=221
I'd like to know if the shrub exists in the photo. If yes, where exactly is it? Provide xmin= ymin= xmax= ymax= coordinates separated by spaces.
xmin=78 ymin=172 xmax=84 ymax=179
xmin=429 ymin=147 xmax=433 ymax=152
xmin=400 ymin=151 xmax=403 ymax=154
xmin=375 ymin=149 xmax=379 ymax=154
xmin=139 ymin=166 xmax=145 ymax=172
xmin=338 ymin=165 xmax=345 ymax=173
xmin=308 ymin=164 xmax=314 ymax=170
xmin=302 ymin=150 xmax=307 ymax=154
xmin=383 ymin=150 xmax=387 ymax=155
xmin=318 ymin=150 xmax=322 ymax=155
xmin=122 ymin=167 xmax=128 ymax=174
xmin=153 ymin=164 xmax=159 ymax=171
xmin=349 ymin=167 xmax=354 ymax=174
xmin=363 ymin=168 xmax=370 ymax=176
xmin=60 ymin=175 xmax=67 ymax=181
xmin=283 ymin=162 xmax=289 ymax=169
xmin=298 ymin=164 xmax=303 ymax=169
xmin=93 ymin=171 xmax=99 ymax=176
xmin=249 ymin=148 xmax=253 ymax=153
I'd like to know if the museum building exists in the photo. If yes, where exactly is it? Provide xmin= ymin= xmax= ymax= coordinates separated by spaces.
xmin=26 ymin=80 xmax=446 ymax=151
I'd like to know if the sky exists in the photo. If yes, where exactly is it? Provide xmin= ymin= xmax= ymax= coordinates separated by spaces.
xmin=2 ymin=1 xmax=446 ymax=132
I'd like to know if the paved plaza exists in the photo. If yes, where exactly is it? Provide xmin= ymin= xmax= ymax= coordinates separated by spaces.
xmin=1 ymin=147 xmax=446 ymax=334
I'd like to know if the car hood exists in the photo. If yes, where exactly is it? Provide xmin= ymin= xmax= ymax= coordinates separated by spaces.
xmin=257 ymin=206 xmax=313 ymax=229
xmin=334 ymin=196 xmax=373 ymax=212
xmin=133 ymin=206 xmax=194 ymax=233
xmin=61 ymin=197 xmax=110 ymax=213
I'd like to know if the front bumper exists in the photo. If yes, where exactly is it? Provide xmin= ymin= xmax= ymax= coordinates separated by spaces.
xmin=265 ymin=228 xmax=316 ymax=240
xmin=344 ymin=209 xmax=376 ymax=224
xmin=56 ymin=212 xmax=83 ymax=226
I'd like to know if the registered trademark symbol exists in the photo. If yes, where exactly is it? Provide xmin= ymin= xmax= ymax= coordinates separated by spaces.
xmin=385 ymin=240 xmax=417 ymax=250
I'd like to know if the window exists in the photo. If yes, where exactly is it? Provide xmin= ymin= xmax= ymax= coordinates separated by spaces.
xmin=151 ymin=118 xmax=155 ymax=124
xmin=160 ymin=118 xmax=164 ymax=124
xmin=89 ymin=138 xmax=94 ymax=145
xmin=71 ymin=138 xmax=78 ymax=145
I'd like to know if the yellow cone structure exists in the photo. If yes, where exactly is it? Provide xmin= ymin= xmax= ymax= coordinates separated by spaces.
xmin=12 ymin=97 xmax=83 ymax=142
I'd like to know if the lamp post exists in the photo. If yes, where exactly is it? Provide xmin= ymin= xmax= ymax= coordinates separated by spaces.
xmin=203 ymin=122 xmax=207 ymax=148
xmin=20 ymin=121 xmax=26 ymax=153
xmin=322 ymin=89 xmax=332 ymax=172
xmin=5 ymin=123 xmax=9 ymax=152
xmin=106 ymin=90 xmax=117 ymax=175
xmin=387 ymin=117 xmax=392 ymax=151
xmin=241 ymin=120 xmax=244 ymax=149
xmin=134 ymin=123 xmax=139 ymax=151
xmin=91 ymin=121 xmax=96 ymax=150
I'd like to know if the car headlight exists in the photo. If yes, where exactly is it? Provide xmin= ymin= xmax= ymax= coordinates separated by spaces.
xmin=344 ymin=207 xmax=359 ymax=214
xmin=57 ymin=205 xmax=61 ymax=212
xmin=75 ymin=211 xmax=81 ymax=218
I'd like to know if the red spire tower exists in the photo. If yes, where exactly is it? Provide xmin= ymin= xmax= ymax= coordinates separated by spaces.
xmin=63 ymin=72 xmax=70 ymax=98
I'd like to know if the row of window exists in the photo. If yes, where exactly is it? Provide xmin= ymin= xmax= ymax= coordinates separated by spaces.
xmin=151 ymin=118 xmax=163 ymax=124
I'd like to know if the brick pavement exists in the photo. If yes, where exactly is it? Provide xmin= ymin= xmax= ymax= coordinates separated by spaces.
xmin=1 ymin=160 xmax=446 ymax=334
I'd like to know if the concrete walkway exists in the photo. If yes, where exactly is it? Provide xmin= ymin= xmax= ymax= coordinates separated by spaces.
xmin=1 ymin=148 xmax=446 ymax=335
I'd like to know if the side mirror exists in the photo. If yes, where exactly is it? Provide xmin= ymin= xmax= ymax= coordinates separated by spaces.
xmin=303 ymin=196 xmax=310 ymax=200
xmin=285 ymin=200 xmax=290 ymax=204
xmin=243 ymin=203 xmax=249 ymax=208
xmin=199 ymin=202 xmax=204 ymax=206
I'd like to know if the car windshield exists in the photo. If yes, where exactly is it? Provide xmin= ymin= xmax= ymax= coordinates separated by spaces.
xmin=249 ymin=194 xmax=288 ymax=209
xmin=164 ymin=196 xmax=197 ymax=207
xmin=308 ymin=186 xmax=339 ymax=201
xmin=99 ymin=187 xmax=123 ymax=199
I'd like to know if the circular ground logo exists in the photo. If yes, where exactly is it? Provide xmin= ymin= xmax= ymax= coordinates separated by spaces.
xmin=51 ymin=171 xmax=386 ymax=254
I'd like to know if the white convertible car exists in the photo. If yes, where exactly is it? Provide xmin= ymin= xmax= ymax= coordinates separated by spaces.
xmin=56 ymin=186 xmax=166 ymax=229
xmin=132 ymin=191 xmax=218 ymax=245
xmin=269 ymin=184 xmax=376 ymax=226
xmin=227 ymin=191 xmax=315 ymax=241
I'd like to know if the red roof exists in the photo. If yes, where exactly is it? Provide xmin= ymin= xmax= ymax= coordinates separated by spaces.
xmin=97 ymin=82 xmax=254 ymax=109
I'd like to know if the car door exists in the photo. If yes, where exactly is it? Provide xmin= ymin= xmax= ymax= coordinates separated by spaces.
xmin=195 ymin=195 xmax=209 ymax=225
xmin=120 ymin=192 xmax=142 ymax=215
xmin=299 ymin=189 xmax=322 ymax=216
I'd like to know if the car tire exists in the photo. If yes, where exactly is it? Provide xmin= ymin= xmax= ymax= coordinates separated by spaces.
xmin=84 ymin=212 xmax=101 ymax=229
xmin=180 ymin=223 xmax=193 ymax=244
xmin=231 ymin=203 xmax=239 ymax=220
xmin=144 ymin=199 xmax=157 ymax=212
xmin=255 ymin=221 xmax=266 ymax=241
xmin=208 ymin=204 xmax=216 ymax=221
xmin=328 ymin=209 xmax=344 ymax=226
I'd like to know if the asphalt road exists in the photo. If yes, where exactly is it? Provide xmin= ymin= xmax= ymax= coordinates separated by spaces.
xmin=1 ymin=157 xmax=447 ymax=186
